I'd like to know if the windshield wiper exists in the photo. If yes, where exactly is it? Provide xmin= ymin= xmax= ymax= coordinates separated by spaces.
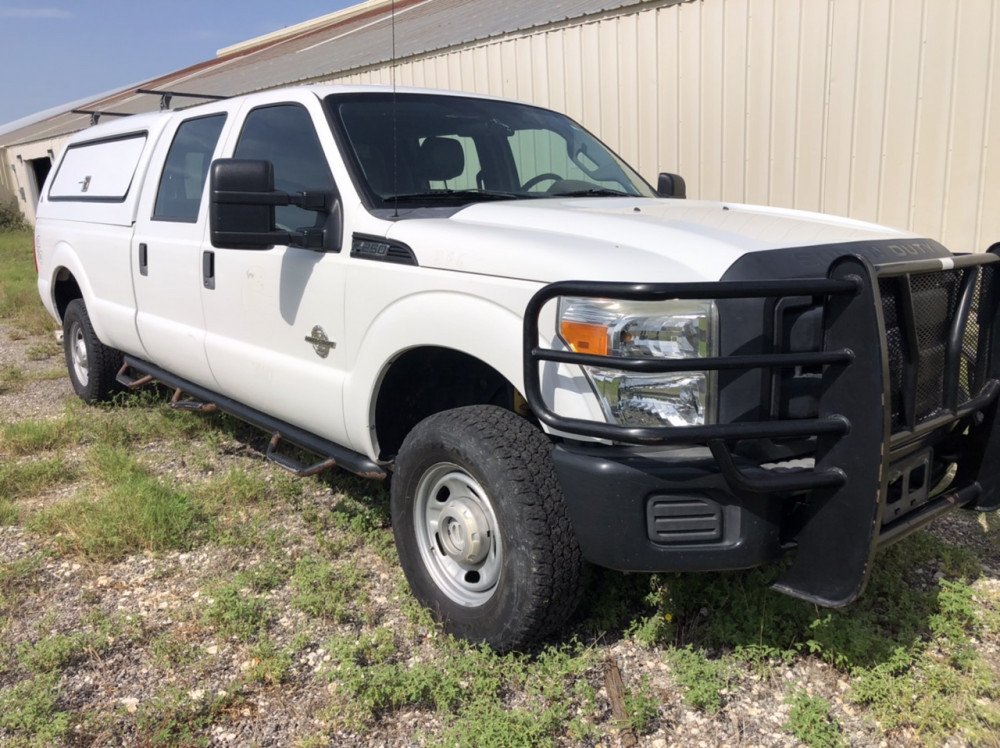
xmin=383 ymin=189 xmax=532 ymax=203
xmin=547 ymin=187 xmax=631 ymax=197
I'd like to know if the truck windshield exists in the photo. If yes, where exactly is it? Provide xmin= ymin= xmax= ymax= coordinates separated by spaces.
xmin=327 ymin=92 xmax=657 ymax=209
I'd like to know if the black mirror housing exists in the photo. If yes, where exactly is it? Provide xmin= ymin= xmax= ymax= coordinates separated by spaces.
xmin=657 ymin=172 xmax=687 ymax=199
xmin=209 ymin=159 xmax=340 ymax=251
xmin=210 ymin=159 xmax=277 ymax=249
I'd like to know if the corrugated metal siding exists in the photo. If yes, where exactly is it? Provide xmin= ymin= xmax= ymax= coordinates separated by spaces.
xmin=4 ymin=0 xmax=997 ymax=251
xmin=331 ymin=0 xmax=1000 ymax=252
xmin=0 ymin=0 xmax=658 ymax=149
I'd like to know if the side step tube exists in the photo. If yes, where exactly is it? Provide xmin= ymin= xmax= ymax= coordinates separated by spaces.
xmin=170 ymin=388 xmax=218 ymax=413
xmin=116 ymin=356 xmax=387 ymax=481
xmin=266 ymin=433 xmax=338 ymax=478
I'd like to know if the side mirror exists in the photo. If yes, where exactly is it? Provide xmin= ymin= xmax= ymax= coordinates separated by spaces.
xmin=209 ymin=158 xmax=338 ymax=250
xmin=657 ymin=172 xmax=687 ymax=199
xmin=210 ymin=159 xmax=277 ymax=249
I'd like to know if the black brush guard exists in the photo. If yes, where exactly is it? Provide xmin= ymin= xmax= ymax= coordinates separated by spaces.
xmin=523 ymin=250 xmax=1000 ymax=606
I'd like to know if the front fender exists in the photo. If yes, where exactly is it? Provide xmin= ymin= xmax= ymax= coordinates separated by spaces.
xmin=342 ymin=287 xmax=604 ymax=457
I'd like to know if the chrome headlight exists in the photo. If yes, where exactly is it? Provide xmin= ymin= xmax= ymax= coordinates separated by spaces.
xmin=557 ymin=297 xmax=717 ymax=427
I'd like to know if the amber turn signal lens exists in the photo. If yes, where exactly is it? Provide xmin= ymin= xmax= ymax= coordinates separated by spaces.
xmin=560 ymin=320 xmax=608 ymax=356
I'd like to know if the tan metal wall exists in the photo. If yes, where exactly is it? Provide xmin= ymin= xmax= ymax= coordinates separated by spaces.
xmin=330 ymin=0 xmax=1000 ymax=253
xmin=4 ymin=136 xmax=68 ymax=226
xmin=0 ymin=150 xmax=14 ymax=204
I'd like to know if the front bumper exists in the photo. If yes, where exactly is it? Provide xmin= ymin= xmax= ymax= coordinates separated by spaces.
xmin=524 ymin=249 xmax=1000 ymax=607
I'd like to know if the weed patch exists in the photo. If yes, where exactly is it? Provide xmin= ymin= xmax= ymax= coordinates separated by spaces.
xmin=134 ymin=685 xmax=242 ymax=746
xmin=0 ymin=364 xmax=25 ymax=393
xmin=783 ymin=690 xmax=846 ymax=747
xmin=203 ymin=578 xmax=272 ymax=642
xmin=292 ymin=553 xmax=370 ymax=623
xmin=0 ymin=670 xmax=71 ymax=746
xmin=0 ymin=200 xmax=28 ymax=232
xmin=244 ymin=636 xmax=295 ymax=685
xmin=24 ymin=340 xmax=60 ymax=361
xmin=665 ymin=645 xmax=729 ymax=714
xmin=322 ymin=633 xmax=597 ymax=743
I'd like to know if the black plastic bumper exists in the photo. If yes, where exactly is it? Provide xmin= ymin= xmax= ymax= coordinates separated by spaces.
xmin=551 ymin=442 xmax=785 ymax=572
xmin=526 ymin=248 xmax=1000 ymax=607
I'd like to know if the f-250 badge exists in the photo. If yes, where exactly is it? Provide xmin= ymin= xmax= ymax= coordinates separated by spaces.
xmin=304 ymin=326 xmax=335 ymax=358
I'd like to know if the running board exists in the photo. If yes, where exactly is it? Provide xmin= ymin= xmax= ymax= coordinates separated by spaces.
xmin=266 ymin=433 xmax=338 ymax=478
xmin=116 ymin=356 xmax=386 ymax=480
xmin=170 ymin=387 xmax=218 ymax=412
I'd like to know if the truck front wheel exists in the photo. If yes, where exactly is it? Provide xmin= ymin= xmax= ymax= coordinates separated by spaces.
xmin=62 ymin=299 xmax=124 ymax=404
xmin=391 ymin=405 xmax=583 ymax=651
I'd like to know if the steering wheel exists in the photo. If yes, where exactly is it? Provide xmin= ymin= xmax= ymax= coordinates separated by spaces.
xmin=521 ymin=172 xmax=564 ymax=192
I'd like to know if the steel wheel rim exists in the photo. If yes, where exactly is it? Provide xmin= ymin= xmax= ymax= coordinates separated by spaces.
xmin=68 ymin=320 xmax=89 ymax=387
xmin=413 ymin=462 xmax=502 ymax=607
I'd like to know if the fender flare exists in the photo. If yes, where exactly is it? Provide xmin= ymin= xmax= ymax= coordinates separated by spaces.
xmin=342 ymin=290 xmax=602 ymax=456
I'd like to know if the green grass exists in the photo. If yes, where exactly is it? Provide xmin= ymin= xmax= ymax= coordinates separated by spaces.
xmin=203 ymin=578 xmax=273 ymax=642
xmin=0 ymin=408 xmax=84 ymax=454
xmin=291 ymin=553 xmax=370 ymax=623
xmin=0 ymin=500 xmax=17 ymax=525
xmin=29 ymin=445 xmax=207 ymax=561
xmin=0 ymin=231 xmax=55 ymax=336
xmin=0 ymin=554 xmax=45 ymax=611
xmin=0 ymin=364 xmax=25 ymax=393
xmin=664 ymin=645 xmax=729 ymax=714
xmin=612 ymin=526 xmax=1000 ymax=744
xmin=0 ymin=457 xmax=75 ymax=502
xmin=0 ymin=670 xmax=71 ymax=746
xmin=14 ymin=612 xmax=124 ymax=675
xmin=244 ymin=636 xmax=295 ymax=685
xmin=24 ymin=340 xmax=60 ymax=361
xmin=1 ymin=224 xmax=999 ymax=745
xmin=321 ymin=633 xmax=598 ymax=742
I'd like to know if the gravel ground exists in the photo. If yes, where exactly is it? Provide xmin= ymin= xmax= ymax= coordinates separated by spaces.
xmin=1 ymin=324 xmax=998 ymax=747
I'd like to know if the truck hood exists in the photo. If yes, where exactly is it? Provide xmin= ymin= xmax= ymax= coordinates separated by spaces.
xmin=385 ymin=198 xmax=916 ymax=283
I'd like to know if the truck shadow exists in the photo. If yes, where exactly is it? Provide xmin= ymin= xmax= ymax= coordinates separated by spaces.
xmin=569 ymin=515 xmax=998 ymax=672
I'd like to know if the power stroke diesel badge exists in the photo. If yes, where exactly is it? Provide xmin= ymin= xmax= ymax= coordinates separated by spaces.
xmin=304 ymin=325 xmax=335 ymax=358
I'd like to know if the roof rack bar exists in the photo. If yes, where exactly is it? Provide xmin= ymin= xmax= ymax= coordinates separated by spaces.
xmin=135 ymin=88 xmax=230 ymax=110
xmin=71 ymin=109 xmax=133 ymax=125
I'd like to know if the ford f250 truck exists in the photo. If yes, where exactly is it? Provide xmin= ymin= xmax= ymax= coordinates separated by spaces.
xmin=34 ymin=85 xmax=1000 ymax=650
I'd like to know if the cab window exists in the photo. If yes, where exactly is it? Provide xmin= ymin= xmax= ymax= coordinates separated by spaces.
xmin=233 ymin=104 xmax=335 ymax=230
xmin=153 ymin=114 xmax=226 ymax=221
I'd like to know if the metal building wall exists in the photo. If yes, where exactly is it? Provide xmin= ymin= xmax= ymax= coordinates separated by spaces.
xmin=329 ymin=0 xmax=999 ymax=253
xmin=0 ymin=150 xmax=14 ymax=203
xmin=5 ymin=136 xmax=68 ymax=225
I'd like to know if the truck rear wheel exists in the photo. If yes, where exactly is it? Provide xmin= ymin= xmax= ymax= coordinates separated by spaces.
xmin=62 ymin=299 xmax=124 ymax=404
xmin=391 ymin=405 xmax=583 ymax=651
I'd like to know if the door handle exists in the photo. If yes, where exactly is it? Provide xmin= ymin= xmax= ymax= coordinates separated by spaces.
xmin=202 ymin=250 xmax=215 ymax=290
xmin=138 ymin=243 xmax=148 ymax=276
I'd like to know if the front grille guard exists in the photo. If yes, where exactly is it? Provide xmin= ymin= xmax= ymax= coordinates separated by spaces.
xmin=523 ymin=250 xmax=1000 ymax=606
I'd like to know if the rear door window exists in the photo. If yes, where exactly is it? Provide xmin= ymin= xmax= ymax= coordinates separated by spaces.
xmin=153 ymin=114 xmax=227 ymax=222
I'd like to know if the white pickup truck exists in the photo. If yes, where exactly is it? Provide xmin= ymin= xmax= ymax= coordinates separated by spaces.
xmin=34 ymin=85 xmax=1000 ymax=650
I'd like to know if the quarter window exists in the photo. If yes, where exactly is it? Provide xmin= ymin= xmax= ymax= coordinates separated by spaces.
xmin=153 ymin=114 xmax=226 ymax=221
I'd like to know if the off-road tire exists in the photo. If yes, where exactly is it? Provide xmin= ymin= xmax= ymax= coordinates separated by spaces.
xmin=391 ymin=405 xmax=584 ymax=651
xmin=62 ymin=299 xmax=124 ymax=404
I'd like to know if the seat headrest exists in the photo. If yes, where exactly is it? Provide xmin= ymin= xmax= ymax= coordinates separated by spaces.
xmin=418 ymin=137 xmax=465 ymax=182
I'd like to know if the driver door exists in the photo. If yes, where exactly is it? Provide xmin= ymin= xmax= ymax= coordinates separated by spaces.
xmin=200 ymin=96 xmax=351 ymax=447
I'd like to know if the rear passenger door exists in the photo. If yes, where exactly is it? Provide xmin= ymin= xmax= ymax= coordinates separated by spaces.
xmin=201 ymin=96 xmax=351 ymax=447
xmin=133 ymin=109 xmax=231 ymax=390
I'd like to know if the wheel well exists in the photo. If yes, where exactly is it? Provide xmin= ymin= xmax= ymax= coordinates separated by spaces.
xmin=374 ymin=347 xmax=517 ymax=460
xmin=53 ymin=269 xmax=82 ymax=321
